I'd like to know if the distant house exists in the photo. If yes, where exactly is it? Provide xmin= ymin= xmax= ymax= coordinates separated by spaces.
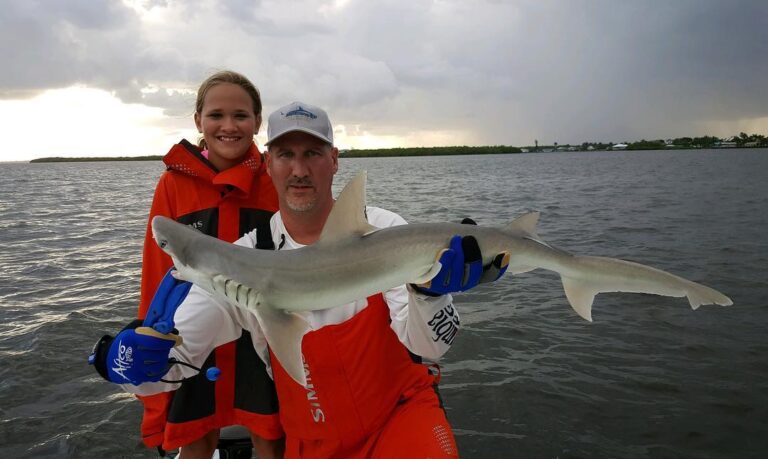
xmin=744 ymin=141 xmax=759 ymax=147
xmin=714 ymin=138 xmax=737 ymax=148
xmin=587 ymin=145 xmax=595 ymax=151
xmin=610 ymin=143 xmax=628 ymax=150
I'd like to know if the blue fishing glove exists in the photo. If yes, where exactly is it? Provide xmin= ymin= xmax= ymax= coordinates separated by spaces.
xmin=413 ymin=223 xmax=509 ymax=296
xmin=89 ymin=269 xmax=191 ymax=385
xmin=89 ymin=321 xmax=177 ymax=385
xmin=416 ymin=235 xmax=483 ymax=295
xmin=142 ymin=268 xmax=192 ymax=335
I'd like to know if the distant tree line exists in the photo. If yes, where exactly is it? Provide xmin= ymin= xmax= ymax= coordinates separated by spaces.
xmin=340 ymin=145 xmax=522 ymax=158
xmin=28 ymin=132 xmax=766 ymax=163
xmin=30 ymin=155 xmax=163 ymax=163
xmin=626 ymin=133 xmax=766 ymax=150
xmin=524 ymin=132 xmax=767 ymax=152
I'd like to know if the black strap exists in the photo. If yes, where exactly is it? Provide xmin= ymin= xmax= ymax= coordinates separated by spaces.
xmin=254 ymin=222 xmax=276 ymax=250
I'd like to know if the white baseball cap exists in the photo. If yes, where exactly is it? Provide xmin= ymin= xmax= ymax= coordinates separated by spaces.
xmin=265 ymin=101 xmax=333 ymax=146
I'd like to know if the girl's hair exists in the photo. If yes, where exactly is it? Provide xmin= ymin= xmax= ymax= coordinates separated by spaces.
xmin=196 ymin=70 xmax=262 ymax=150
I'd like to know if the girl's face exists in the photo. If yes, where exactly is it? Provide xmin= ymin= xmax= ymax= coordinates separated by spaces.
xmin=194 ymin=83 xmax=261 ymax=171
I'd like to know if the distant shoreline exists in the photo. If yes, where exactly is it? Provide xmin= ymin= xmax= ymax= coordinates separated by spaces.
xmin=29 ymin=155 xmax=164 ymax=163
xmin=28 ymin=144 xmax=766 ymax=163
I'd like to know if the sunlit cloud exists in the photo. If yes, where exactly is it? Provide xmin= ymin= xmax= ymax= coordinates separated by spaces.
xmin=0 ymin=87 xmax=196 ymax=161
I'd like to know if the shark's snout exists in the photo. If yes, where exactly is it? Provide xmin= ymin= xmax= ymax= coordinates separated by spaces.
xmin=151 ymin=216 xmax=177 ymax=254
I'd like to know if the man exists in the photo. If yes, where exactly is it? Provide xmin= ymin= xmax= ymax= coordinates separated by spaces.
xmin=91 ymin=101 xmax=508 ymax=458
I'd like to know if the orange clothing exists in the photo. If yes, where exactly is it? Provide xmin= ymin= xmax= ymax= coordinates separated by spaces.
xmin=137 ymin=139 xmax=282 ymax=449
xmin=271 ymin=294 xmax=459 ymax=458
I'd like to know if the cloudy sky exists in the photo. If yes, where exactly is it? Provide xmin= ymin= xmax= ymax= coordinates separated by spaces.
xmin=2 ymin=0 xmax=766 ymax=161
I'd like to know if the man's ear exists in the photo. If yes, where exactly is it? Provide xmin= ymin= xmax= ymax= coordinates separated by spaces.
xmin=331 ymin=147 xmax=339 ymax=173
xmin=265 ymin=151 xmax=272 ymax=176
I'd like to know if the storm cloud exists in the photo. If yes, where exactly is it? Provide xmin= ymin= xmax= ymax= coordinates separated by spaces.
xmin=1 ymin=0 xmax=766 ymax=147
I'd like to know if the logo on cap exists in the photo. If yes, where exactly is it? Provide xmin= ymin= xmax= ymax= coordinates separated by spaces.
xmin=284 ymin=106 xmax=317 ymax=120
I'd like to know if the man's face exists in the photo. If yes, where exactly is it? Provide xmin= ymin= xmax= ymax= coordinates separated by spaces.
xmin=266 ymin=131 xmax=339 ymax=213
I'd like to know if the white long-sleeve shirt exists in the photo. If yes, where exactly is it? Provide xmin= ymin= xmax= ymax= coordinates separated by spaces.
xmin=131 ymin=207 xmax=459 ymax=395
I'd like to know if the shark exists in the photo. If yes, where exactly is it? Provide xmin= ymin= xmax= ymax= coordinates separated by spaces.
xmin=151 ymin=171 xmax=733 ymax=386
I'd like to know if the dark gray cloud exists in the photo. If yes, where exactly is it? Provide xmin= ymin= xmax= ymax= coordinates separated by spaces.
xmin=0 ymin=0 xmax=205 ymax=111
xmin=502 ymin=0 xmax=768 ymax=142
xmin=1 ymin=0 xmax=766 ymax=145
xmin=2 ymin=0 xmax=133 ymax=90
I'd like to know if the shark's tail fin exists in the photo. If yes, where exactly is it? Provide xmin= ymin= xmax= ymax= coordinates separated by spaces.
xmin=683 ymin=281 xmax=733 ymax=310
xmin=559 ymin=255 xmax=732 ymax=322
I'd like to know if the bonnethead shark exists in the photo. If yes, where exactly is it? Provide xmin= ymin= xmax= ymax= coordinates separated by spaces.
xmin=151 ymin=171 xmax=732 ymax=386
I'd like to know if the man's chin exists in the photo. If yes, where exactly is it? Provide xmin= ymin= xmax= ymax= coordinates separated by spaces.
xmin=285 ymin=198 xmax=317 ymax=213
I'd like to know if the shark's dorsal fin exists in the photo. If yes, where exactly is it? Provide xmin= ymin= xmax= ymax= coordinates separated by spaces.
xmin=508 ymin=211 xmax=542 ymax=240
xmin=318 ymin=171 xmax=377 ymax=244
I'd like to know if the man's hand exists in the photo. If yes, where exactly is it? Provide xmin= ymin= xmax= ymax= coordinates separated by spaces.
xmin=89 ymin=268 xmax=190 ymax=385
xmin=413 ymin=234 xmax=509 ymax=296
xmin=105 ymin=327 xmax=177 ymax=385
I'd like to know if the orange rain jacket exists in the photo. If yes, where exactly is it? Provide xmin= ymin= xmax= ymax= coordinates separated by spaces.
xmin=137 ymin=139 xmax=282 ymax=450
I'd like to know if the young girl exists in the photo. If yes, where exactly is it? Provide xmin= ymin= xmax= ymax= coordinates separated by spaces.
xmin=137 ymin=71 xmax=282 ymax=458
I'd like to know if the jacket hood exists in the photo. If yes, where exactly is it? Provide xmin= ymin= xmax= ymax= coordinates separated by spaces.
xmin=163 ymin=139 xmax=265 ymax=195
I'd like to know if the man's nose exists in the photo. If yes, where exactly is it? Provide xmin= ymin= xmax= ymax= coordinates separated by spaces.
xmin=291 ymin=156 xmax=310 ymax=177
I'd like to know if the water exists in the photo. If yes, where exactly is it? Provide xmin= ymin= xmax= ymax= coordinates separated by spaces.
xmin=1 ymin=149 xmax=766 ymax=458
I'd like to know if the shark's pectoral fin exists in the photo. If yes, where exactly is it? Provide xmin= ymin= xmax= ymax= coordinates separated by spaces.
xmin=252 ymin=303 xmax=310 ymax=387
xmin=561 ymin=276 xmax=598 ymax=322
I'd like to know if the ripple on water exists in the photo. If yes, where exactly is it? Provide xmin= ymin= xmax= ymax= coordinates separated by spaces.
xmin=2 ymin=154 xmax=768 ymax=458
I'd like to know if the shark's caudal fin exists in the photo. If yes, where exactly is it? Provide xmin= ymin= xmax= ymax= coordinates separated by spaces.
xmin=559 ymin=256 xmax=733 ymax=322
xmin=681 ymin=281 xmax=733 ymax=310
xmin=318 ymin=171 xmax=378 ymax=244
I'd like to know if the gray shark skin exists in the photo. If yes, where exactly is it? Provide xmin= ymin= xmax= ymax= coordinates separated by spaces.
xmin=151 ymin=171 xmax=732 ymax=386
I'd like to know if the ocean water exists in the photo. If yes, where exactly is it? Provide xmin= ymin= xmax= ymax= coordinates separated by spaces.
xmin=0 ymin=149 xmax=766 ymax=458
